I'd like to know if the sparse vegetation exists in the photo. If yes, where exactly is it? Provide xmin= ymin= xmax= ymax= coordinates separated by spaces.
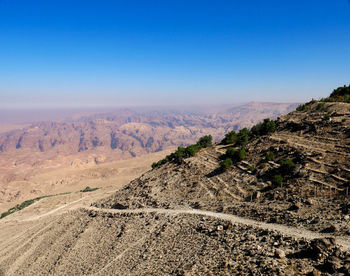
xmin=222 ymin=118 xmax=276 ymax=147
xmin=320 ymin=85 xmax=350 ymax=103
xmin=323 ymin=113 xmax=331 ymax=120
xmin=220 ymin=158 xmax=233 ymax=171
xmin=279 ymin=158 xmax=295 ymax=176
xmin=0 ymin=197 xmax=47 ymax=219
xmin=236 ymin=128 xmax=250 ymax=147
xmin=152 ymin=135 xmax=213 ymax=168
xmin=296 ymin=103 xmax=308 ymax=112
xmin=80 ymin=186 xmax=99 ymax=192
xmin=272 ymin=174 xmax=283 ymax=187
xmin=0 ymin=192 xmax=70 ymax=219
xmin=266 ymin=152 xmax=275 ymax=161
xmin=247 ymin=165 xmax=255 ymax=171
xmin=315 ymin=103 xmax=325 ymax=111
xmin=225 ymin=147 xmax=246 ymax=163
xmin=221 ymin=131 xmax=238 ymax=145
xmin=197 ymin=135 xmax=213 ymax=148
xmin=250 ymin=118 xmax=276 ymax=137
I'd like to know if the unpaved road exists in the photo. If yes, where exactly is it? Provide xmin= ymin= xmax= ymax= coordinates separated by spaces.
xmin=86 ymin=206 xmax=350 ymax=250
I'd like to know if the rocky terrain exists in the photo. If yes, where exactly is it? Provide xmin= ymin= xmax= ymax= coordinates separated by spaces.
xmin=0 ymin=102 xmax=297 ymax=157
xmin=95 ymin=102 xmax=350 ymax=235
xmin=0 ymin=102 xmax=297 ymax=208
xmin=0 ymin=98 xmax=349 ymax=275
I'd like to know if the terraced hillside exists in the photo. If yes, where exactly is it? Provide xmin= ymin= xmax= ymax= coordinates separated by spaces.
xmin=96 ymin=101 xmax=350 ymax=235
xmin=1 ymin=100 xmax=349 ymax=275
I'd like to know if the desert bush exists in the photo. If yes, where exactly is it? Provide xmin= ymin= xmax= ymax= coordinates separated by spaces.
xmin=237 ymin=128 xmax=249 ymax=147
xmin=323 ymin=113 xmax=331 ymax=120
xmin=197 ymin=135 xmax=213 ymax=148
xmin=220 ymin=158 xmax=233 ymax=171
xmin=266 ymin=152 xmax=275 ymax=161
xmin=80 ymin=186 xmax=99 ymax=193
xmin=315 ymin=103 xmax=325 ymax=111
xmin=296 ymin=103 xmax=307 ymax=111
xmin=152 ymin=135 xmax=213 ymax=167
xmin=1 ymin=195 xmax=48 ymax=219
xmin=279 ymin=158 xmax=295 ymax=175
xmin=250 ymin=118 xmax=276 ymax=137
xmin=226 ymin=147 xmax=246 ymax=163
xmin=221 ymin=131 xmax=237 ymax=145
xmin=319 ymin=85 xmax=350 ymax=103
xmin=272 ymin=174 xmax=283 ymax=187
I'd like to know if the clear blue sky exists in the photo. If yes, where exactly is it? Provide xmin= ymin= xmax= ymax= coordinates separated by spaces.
xmin=0 ymin=0 xmax=349 ymax=108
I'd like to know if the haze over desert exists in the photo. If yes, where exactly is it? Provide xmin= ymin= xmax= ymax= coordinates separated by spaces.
xmin=1 ymin=0 xmax=350 ymax=275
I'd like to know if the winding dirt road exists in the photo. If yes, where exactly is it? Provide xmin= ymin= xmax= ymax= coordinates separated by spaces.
xmin=86 ymin=206 xmax=350 ymax=250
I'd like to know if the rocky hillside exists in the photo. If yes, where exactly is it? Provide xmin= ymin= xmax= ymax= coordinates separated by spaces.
xmin=0 ymin=102 xmax=297 ymax=208
xmin=1 ymin=97 xmax=349 ymax=275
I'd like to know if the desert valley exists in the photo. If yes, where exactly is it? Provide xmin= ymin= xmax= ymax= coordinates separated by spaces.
xmin=0 ymin=87 xmax=350 ymax=275
xmin=1 ymin=1 xmax=349 ymax=275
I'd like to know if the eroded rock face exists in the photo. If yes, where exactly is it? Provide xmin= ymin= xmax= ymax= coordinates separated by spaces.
xmin=0 ymin=102 xmax=298 ymax=156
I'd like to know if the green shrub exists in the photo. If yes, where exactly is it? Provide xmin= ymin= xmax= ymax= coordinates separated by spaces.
xmin=330 ymin=85 xmax=350 ymax=98
xmin=296 ymin=104 xmax=307 ymax=112
xmin=80 ymin=186 xmax=99 ymax=192
xmin=266 ymin=152 xmax=275 ymax=161
xmin=237 ymin=147 xmax=246 ymax=161
xmin=221 ymin=131 xmax=237 ymax=145
xmin=319 ymin=85 xmax=350 ymax=103
xmin=220 ymin=158 xmax=233 ymax=171
xmin=1 ymin=195 xmax=48 ymax=219
xmin=272 ymin=174 xmax=283 ymax=187
xmin=251 ymin=118 xmax=276 ymax=137
xmin=197 ymin=135 xmax=213 ymax=148
xmin=226 ymin=147 xmax=236 ymax=159
xmin=316 ymin=103 xmax=324 ymax=111
xmin=323 ymin=113 xmax=331 ymax=120
xmin=279 ymin=158 xmax=295 ymax=175
xmin=259 ymin=163 xmax=267 ymax=169
xmin=237 ymin=128 xmax=249 ymax=147
xmin=152 ymin=135 xmax=213 ymax=167
xmin=226 ymin=147 xmax=246 ymax=163
xmin=247 ymin=165 xmax=255 ymax=171
xmin=185 ymin=144 xmax=201 ymax=157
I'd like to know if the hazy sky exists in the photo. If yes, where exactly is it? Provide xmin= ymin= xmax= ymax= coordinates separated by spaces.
xmin=0 ymin=0 xmax=349 ymax=108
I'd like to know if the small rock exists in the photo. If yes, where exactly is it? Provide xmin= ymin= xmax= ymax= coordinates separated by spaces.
xmin=288 ymin=202 xmax=302 ymax=211
xmin=305 ymin=198 xmax=313 ymax=205
xmin=247 ymin=234 xmax=256 ymax=241
xmin=312 ymin=269 xmax=321 ymax=276
xmin=254 ymin=191 xmax=261 ymax=200
xmin=275 ymin=249 xmax=286 ymax=259
xmin=344 ymin=215 xmax=350 ymax=220
xmin=217 ymin=225 xmax=224 ymax=231
xmin=322 ymin=224 xmax=339 ymax=233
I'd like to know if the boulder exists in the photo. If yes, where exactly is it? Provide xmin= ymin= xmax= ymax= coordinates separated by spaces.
xmin=274 ymin=249 xmax=286 ymax=259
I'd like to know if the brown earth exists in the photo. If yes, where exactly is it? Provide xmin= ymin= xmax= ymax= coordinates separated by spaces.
xmin=0 ymin=102 xmax=297 ymax=208
xmin=0 ymin=101 xmax=349 ymax=275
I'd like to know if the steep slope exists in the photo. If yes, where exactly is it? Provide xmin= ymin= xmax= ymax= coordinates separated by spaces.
xmin=0 ymin=102 xmax=298 ymax=208
xmin=1 ymin=100 xmax=349 ymax=275
xmin=96 ymin=101 xmax=350 ymax=234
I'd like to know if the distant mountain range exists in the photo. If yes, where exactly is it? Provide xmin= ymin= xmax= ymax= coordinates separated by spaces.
xmin=0 ymin=102 xmax=298 ymax=159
